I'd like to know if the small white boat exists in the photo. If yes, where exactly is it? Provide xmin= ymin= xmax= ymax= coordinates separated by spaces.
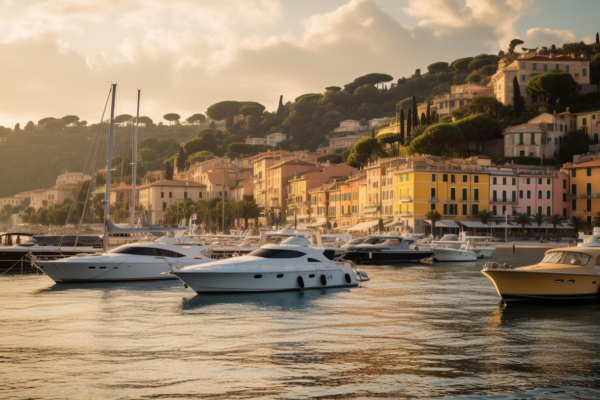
xmin=33 ymin=242 xmax=213 ymax=283
xmin=578 ymin=227 xmax=600 ymax=247
xmin=425 ymin=241 xmax=478 ymax=262
xmin=171 ymin=237 xmax=369 ymax=294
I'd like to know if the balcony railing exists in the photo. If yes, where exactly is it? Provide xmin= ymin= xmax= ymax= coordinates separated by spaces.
xmin=569 ymin=193 xmax=579 ymax=198
xmin=429 ymin=196 xmax=438 ymax=202
xmin=490 ymin=199 xmax=517 ymax=204
xmin=399 ymin=196 xmax=413 ymax=202
xmin=581 ymin=193 xmax=594 ymax=198
xmin=394 ymin=210 xmax=413 ymax=216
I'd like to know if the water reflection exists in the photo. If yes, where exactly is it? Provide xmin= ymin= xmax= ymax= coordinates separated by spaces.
xmin=180 ymin=288 xmax=349 ymax=311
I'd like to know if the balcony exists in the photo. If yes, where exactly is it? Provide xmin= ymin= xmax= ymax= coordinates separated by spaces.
xmin=429 ymin=196 xmax=438 ymax=202
xmin=490 ymin=199 xmax=517 ymax=205
xmin=581 ymin=193 xmax=594 ymax=198
xmin=569 ymin=193 xmax=579 ymax=199
xmin=395 ymin=210 xmax=413 ymax=216
xmin=399 ymin=196 xmax=413 ymax=202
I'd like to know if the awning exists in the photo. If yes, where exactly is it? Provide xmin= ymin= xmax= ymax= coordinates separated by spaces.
xmin=363 ymin=206 xmax=380 ymax=214
xmin=385 ymin=220 xmax=404 ymax=227
xmin=307 ymin=221 xmax=326 ymax=228
xmin=348 ymin=220 xmax=380 ymax=231
xmin=424 ymin=219 xmax=460 ymax=228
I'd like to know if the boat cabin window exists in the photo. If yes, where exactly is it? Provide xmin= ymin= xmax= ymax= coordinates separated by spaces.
xmin=541 ymin=251 xmax=591 ymax=266
xmin=110 ymin=247 xmax=186 ymax=258
xmin=308 ymin=258 xmax=321 ymax=262
xmin=363 ymin=238 xmax=381 ymax=245
xmin=248 ymin=249 xmax=304 ymax=259
xmin=376 ymin=239 xmax=401 ymax=246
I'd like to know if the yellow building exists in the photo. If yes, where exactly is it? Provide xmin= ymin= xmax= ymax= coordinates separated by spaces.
xmin=393 ymin=156 xmax=490 ymax=232
xmin=562 ymin=157 xmax=600 ymax=226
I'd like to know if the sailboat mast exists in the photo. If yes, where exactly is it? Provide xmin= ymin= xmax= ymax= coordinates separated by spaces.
xmin=131 ymin=89 xmax=140 ymax=227
xmin=104 ymin=83 xmax=117 ymax=252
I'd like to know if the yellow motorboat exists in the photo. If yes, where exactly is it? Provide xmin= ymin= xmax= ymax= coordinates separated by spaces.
xmin=482 ymin=247 xmax=600 ymax=302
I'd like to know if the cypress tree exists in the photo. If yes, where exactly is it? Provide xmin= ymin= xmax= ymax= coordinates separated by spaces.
xmin=277 ymin=95 xmax=285 ymax=116
xmin=513 ymin=76 xmax=522 ymax=118
xmin=400 ymin=109 xmax=405 ymax=145
xmin=176 ymin=146 xmax=186 ymax=172
xmin=596 ymin=32 xmax=599 ymax=44
xmin=412 ymin=95 xmax=418 ymax=127
xmin=165 ymin=162 xmax=173 ymax=180
xmin=420 ymin=113 xmax=426 ymax=126
xmin=426 ymin=101 xmax=431 ymax=124
xmin=371 ymin=128 xmax=375 ymax=138
xmin=407 ymin=107 xmax=412 ymax=138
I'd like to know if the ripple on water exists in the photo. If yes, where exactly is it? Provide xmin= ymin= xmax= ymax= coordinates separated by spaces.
xmin=1 ymin=248 xmax=600 ymax=399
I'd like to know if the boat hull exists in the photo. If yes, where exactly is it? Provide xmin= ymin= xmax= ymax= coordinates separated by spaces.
xmin=174 ymin=267 xmax=358 ymax=293
xmin=341 ymin=250 xmax=434 ymax=265
xmin=430 ymin=248 xmax=478 ymax=262
xmin=472 ymin=247 xmax=495 ymax=258
xmin=0 ymin=248 xmax=97 ymax=271
xmin=482 ymin=269 xmax=600 ymax=302
xmin=34 ymin=259 xmax=191 ymax=283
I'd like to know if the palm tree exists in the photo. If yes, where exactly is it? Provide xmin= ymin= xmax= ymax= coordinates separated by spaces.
xmin=474 ymin=209 xmax=492 ymax=225
xmin=425 ymin=209 xmax=441 ymax=237
xmin=195 ymin=198 xmax=221 ymax=232
xmin=570 ymin=216 xmax=588 ymax=235
xmin=515 ymin=213 xmax=531 ymax=237
xmin=593 ymin=211 xmax=600 ymax=227
xmin=235 ymin=198 xmax=262 ymax=230
xmin=162 ymin=203 xmax=180 ymax=226
xmin=544 ymin=214 xmax=566 ymax=237
xmin=531 ymin=212 xmax=545 ymax=234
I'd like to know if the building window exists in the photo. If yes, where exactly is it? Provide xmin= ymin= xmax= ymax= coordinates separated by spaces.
xmin=547 ymin=178 xmax=551 ymax=185
xmin=512 ymin=191 xmax=517 ymax=202
xmin=519 ymin=133 xmax=524 ymax=144
xmin=572 ymin=199 xmax=576 ymax=211
xmin=587 ymin=183 xmax=592 ymax=195
xmin=512 ymin=178 xmax=516 ymax=185
xmin=572 ymin=169 xmax=576 ymax=178
xmin=526 ymin=178 xmax=530 ymax=184
xmin=502 ymin=177 xmax=506 ymax=185
xmin=563 ymin=208 xmax=567 ymax=217
xmin=462 ymin=204 xmax=467 ymax=215
xmin=566 ymin=65 xmax=569 ymax=73
xmin=474 ymin=176 xmax=479 ymax=183
xmin=532 ymin=63 xmax=537 ymax=71
xmin=492 ymin=190 xmax=497 ymax=201
xmin=493 ymin=177 xmax=497 ymax=185
xmin=563 ymin=179 xmax=567 ymax=189
xmin=199 ymin=192 xmax=202 ymax=198
xmin=161 ymin=192 xmax=164 ymax=198
xmin=430 ymin=187 xmax=436 ymax=199
xmin=450 ymin=188 xmax=456 ymax=201
xmin=531 ymin=133 xmax=535 ymax=144
xmin=463 ymin=175 xmax=467 ymax=183
xmin=184 ymin=191 xmax=187 ymax=199
xmin=583 ymin=68 xmax=587 ymax=77
xmin=556 ymin=64 xmax=559 ymax=71
xmin=474 ymin=188 xmax=479 ymax=201
xmin=547 ymin=206 xmax=551 ymax=216
xmin=572 ymin=184 xmax=577 ymax=195
xmin=538 ymin=178 xmax=542 ymax=185
xmin=431 ymin=174 xmax=436 ymax=182
xmin=169 ymin=192 xmax=172 ymax=198
xmin=562 ymin=193 xmax=567 ymax=201
xmin=163 ymin=202 xmax=167 ymax=210
xmin=587 ymin=167 xmax=592 ymax=176
xmin=443 ymin=204 xmax=448 ymax=215
xmin=451 ymin=175 xmax=455 ymax=183
xmin=519 ymin=190 xmax=523 ymax=199
xmin=442 ymin=174 xmax=448 ymax=182
xmin=520 ymin=74 xmax=525 ymax=82
xmin=520 ymin=62 xmax=526 ymax=69
xmin=546 ymin=190 xmax=551 ymax=199
xmin=527 ymin=190 xmax=531 ymax=199
xmin=472 ymin=204 xmax=479 ymax=215
xmin=462 ymin=188 xmax=467 ymax=201
xmin=544 ymin=64 xmax=548 ymax=71
xmin=538 ymin=190 xmax=542 ymax=199
xmin=526 ymin=206 xmax=531 ymax=215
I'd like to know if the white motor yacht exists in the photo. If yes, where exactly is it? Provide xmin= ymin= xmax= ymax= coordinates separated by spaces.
xmin=441 ymin=233 xmax=496 ymax=258
xmin=340 ymin=236 xmax=434 ymax=265
xmin=577 ymin=227 xmax=600 ymax=247
xmin=171 ymin=237 xmax=370 ymax=294
xmin=422 ymin=241 xmax=478 ymax=262
xmin=33 ymin=242 xmax=213 ymax=283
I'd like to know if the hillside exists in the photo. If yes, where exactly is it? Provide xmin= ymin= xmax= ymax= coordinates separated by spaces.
xmin=2 ymin=38 xmax=600 ymax=197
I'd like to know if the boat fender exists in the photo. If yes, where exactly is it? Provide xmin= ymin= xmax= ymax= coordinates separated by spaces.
xmin=345 ymin=273 xmax=351 ymax=283
xmin=297 ymin=276 xmax=305 ymax=289
xmin=320 ymin=274 xmax=327 ymax=286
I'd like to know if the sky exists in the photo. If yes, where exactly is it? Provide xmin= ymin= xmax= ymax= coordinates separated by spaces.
xmin=0 ymin=0 xmax=599 ymax=127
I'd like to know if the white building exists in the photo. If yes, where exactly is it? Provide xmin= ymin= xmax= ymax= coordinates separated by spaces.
xmin=244 ymin=133 xmax=288 ymax=147
xmin=136 ymin=180 xmax=207 ymax=225
xmin=56 ymin=172 xmax=91 ymax=186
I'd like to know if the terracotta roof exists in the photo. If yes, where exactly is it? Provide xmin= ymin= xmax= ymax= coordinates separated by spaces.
xmin=136 ymin=180 xmax=206 ymax=189
xmin=519 ymin=55 xmax=588 ymax=62
xmin=565 ymin=159 xmax=600 ymax=168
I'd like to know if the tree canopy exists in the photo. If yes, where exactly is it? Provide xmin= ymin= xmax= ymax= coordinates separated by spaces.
xmin=427 ymin=62 xmax=450 ymax=74
xmin=453 ymin=113 xmax=500 ymax=151
xmin=527 ymin=71 xmax=578 ymax=105
xmin=559 ymin=130 xmax=593 ymax=163
xmin=186 ymin=113 xmax=206 ymax=124
xmin=346 ymin=137 xmax=385 ymax=167
xmin=343 ymin=73 xmax=393 ymax=93
xmin=163 ymin=113 xmax=181 ymax=125
xmin=61 ymin=115 xmax=80 ymax=126
xmin=409 ymin=124 xmax=463 ymax=156
xmin=115 ymin=114 xmax=133 ymax=123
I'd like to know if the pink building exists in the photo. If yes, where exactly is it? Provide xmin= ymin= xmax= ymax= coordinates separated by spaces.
xmin=489 ymin=167 xmax=568 ymax=218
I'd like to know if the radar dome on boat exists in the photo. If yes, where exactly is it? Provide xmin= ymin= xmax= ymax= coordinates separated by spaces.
xmin=281 ymin=237 xmax=310 ymax=247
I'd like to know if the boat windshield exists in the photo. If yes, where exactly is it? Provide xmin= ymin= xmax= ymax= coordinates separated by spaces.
xmin=238 ymin=238 xmax=259 ymax=247
xmin=363 ymin=238 xmax=381 ymax=245
xmin=110 ymin=247 xmax=185 ymax=258
xmin=248 ymin=249 xmax=305 ymax=258
xmin=376 ymin=239 xmax=401 ymax=246
xmin=541 ymin=251 xmax=591 ymax=266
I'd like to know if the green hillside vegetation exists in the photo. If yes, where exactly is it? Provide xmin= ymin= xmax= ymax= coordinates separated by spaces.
xmin=4 ymin=38 xmax=600 ymax=198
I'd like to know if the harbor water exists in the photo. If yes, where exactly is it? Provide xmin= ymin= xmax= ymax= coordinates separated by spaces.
xmin=1 ymin=247 xmax=600 ymax=399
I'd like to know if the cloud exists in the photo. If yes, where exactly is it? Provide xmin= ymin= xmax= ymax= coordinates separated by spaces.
xmin=0 ymin=0 xmax=536 ymax=126
xmin=523 ymin=27 xmax=576 ymax=47
xmin=404 ymin=0 xmax=533 ymax=48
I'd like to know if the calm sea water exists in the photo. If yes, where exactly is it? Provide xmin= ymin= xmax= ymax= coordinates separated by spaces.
xmin=1 ymin=247 xmax=600 ymax=399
